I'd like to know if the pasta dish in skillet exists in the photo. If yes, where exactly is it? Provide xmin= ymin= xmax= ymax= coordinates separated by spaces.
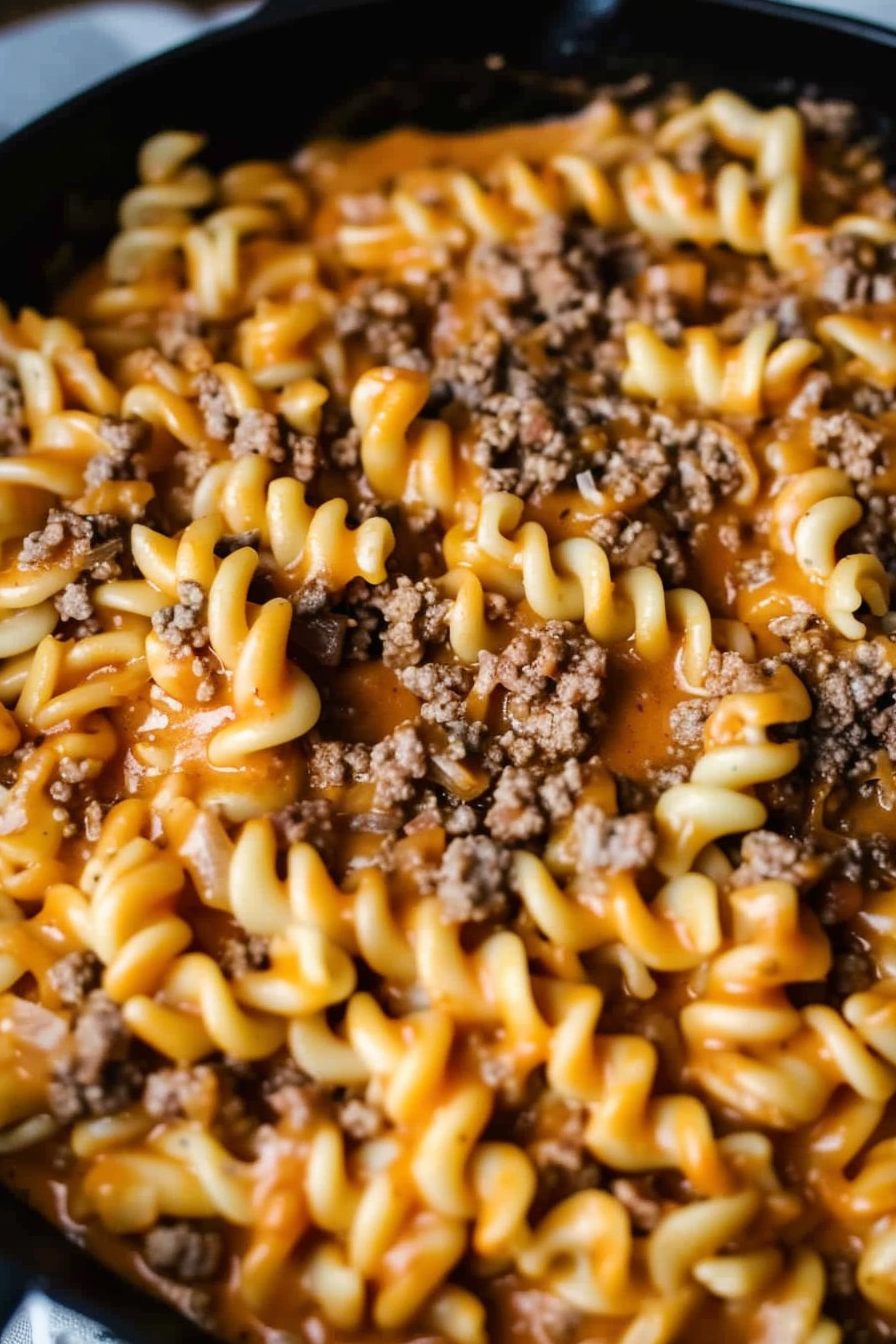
xmin=0 ymin=80 xmax=894 ymax=1344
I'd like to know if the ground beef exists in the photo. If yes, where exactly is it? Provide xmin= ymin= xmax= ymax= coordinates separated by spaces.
xmin=84 ymin=415 xmax=150 ymax=487
xmin=427 ymin=219 xmax=618 ymax=501
xmin=55 ymin=757 xmax=93 ymax=796
xmin=474 ymin=215 xmax=605 ymax=333
xmin=435 ymin=835 xmax=511 ymax=923
xmin=370 ymin=724 xmax=428 ymax=811
xmin=588 ymin=514 xmax=686 ymax=587
xmin=231 ymin=409 xmax=285 ymax=462
xmin=270 ymin=798 xmax=335 ymax=859
xmin=143 ymin=1066 xmax=218 ymax=1120
xmin=847 ymin=491 xmax=896 ymax=580
xmin=537 ymin=759 xmax=585 ymax=823
xmin=83 ymin=800 xmax=104 ymax=843
xmin=0 ymin=368 xmax=25 ymax=452
xmin=810 ymin=410 xmax=884 ymax=492
xmin=46 ymin=951 xmax=101 ymax=1007
xmin=220 ymin=934 xmax=271 ymax=979
xmin=472 ymin=389 xmax=577 ymax=500
xmin=668 ymin=651 xmax=768 ymax=755
xmin=151 ymin=581 xmax=207 ymax=651
xmin=729 ymin=830 xmax=826 ymax=891
xmin=517 ymin=1094 xmax=589 ymax=1172
xmin=431 ymin=332 xmax=502 ymax=410
xmin=444 ymin=803 xmax=478 ymax=836
xmin=48 ymin=992 xmax=143 ymax=1124
xmin=307 ymin=740 xmax=371 ymax=790
xmin=54 ymin=580 xmax=94 ymax=626
xmin=329 ymin=425 xmax=361 ymax=471
xmin=398 ymin=662 xmax=483 ymax=754
xmin=337 ymin=576 xmax=384 ymax=662
xmin=196 ymin=371 xmax=233 ymax=440
xmin=611 ymin=1175 xmax=664 ymax=1232
xmin=475 ymin=622 xmax=607 ymax=767
xmin=498 ymin=1288 xmax=581 ymax=1344
xmin=290 ymin=431 xmax=322 ymax=483
xmin=851 ymin=382 xmax=896 ymax=417
xmin=799 ymin=97 xmax=859 ymax=142
xmin=264 ymin=1075 xmax=326 ymax=1130
xmin=485 ymin=767 xmax=544 ymax=843
xmin=334 ymin=280 xmax=430 ymax=368
xmin=376 ymin=576 xmax=450 ymax=669
xmin=570 ymin=804 xmax=657 ymax=872
xmin=814 ymin=233 xmax=896 ymax=308
xmin=588 ymin=412 xmax=749 ymax=530
xmin=337 ymin=1094 xmax=384 ymax=1140
xmin=829 ymin=943 xmax=875 ymax=999
xmin=785 ymin=632 xmax=896 ymax=784
xmin=485 ymin=760 xmax=583 ymax=843
xmin=19 ymin=509 xmax=115 ymax=567
xmin=142 ymin=1223 xmax=223 ymax=1283
xmin=156 ymin=307 xmax=207 ymax=364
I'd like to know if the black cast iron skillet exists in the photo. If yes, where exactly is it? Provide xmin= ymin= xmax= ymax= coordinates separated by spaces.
xmin=0 ymin=0 xmax=894 ymax=1338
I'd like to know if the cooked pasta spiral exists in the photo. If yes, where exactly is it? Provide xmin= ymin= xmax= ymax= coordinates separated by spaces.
xmin=229 ymin=822 xmax=415 ymax=981
xmin=131 ymin=518 xmax=321 ymax=761
xmin=350 ymin=365 xmax=455 ymax=517
xmin=622 ymin=319 xmax=820 ymax=414
xmin=655 ymin=665 xmax=811 ymax=876
xmin=192 ymin=451 xmax=394 ymax=585
xmin=771 ymin=466 xmax=890 ymax=638
xmin=446 ymin=492 xmax=715 ymax=684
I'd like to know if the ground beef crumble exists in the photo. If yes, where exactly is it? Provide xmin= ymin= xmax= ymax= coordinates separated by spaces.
xmin=196 ymin=370 xmax=233 ymax=441
xmin=335 ymin=279 xmax=431 ymax=369
xmin=84 ymin=415 xmax=150 ymax=486
xmin=48 ymin=992 xmax=143 ymax=1124
xmin=270 ymin=798 xmax=335 ymax=859
xmin=729 ymin=830 xmax=827 ymax=891
xmin=569 ymin=804 xmax=657 ymax=872
xmin=151 ymin=581 xmax=207 ymax=651
xmin=370 ymin=723 xmax=428 ymax=811
xmin=376 ymin=576 xmax=450 ymax=668
xmin=398 ymin=662 xmax=483 ymax=755
xmin=143 ymin=1065 xmax=219 ymax=1121
xmin=0 ymin=368 xmax=25 ymax=452
xmin=785 ymin=630 xmax=896 ymax=784
xmin=485 ymin=760 xmax=584 ymax=843
xmin=307 ymin=740 xmax=371 ymax=790
xmin=434 ymin=834 xmax=511 ymax=923
xmin=231 ymin=409 xmax=286 ymax=462
xmin=813 ymin=232 xmax=896 ymax=308
xmin=54 ymin=578 xmax=98 ymax=637
xmin=46 ymin=951 xmax=101 ymax=1007
xmin=475 ymin=622 xmax=607 ymax=766
xmin=220 ymin=934 xmax=271 ymax=979
xmin=810 ymin=410 xmax=885 ymax=494
xmin=19 ymin=509 xmax=121 ymax=572
xmin=142 ymin=1223 xmax=223 ymax=1283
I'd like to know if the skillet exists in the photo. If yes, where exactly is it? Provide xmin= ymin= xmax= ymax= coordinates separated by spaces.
xmin=0 ymin=0 xmax=894 ymax=1338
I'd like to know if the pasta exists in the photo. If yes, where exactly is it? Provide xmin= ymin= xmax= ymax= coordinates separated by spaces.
xmin=3 ymin=77 xmax=896 ymax=1344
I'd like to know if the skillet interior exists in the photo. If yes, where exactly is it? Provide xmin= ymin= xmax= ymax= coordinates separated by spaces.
xmin=0 ymin=0 xmax=894 ymax=1338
